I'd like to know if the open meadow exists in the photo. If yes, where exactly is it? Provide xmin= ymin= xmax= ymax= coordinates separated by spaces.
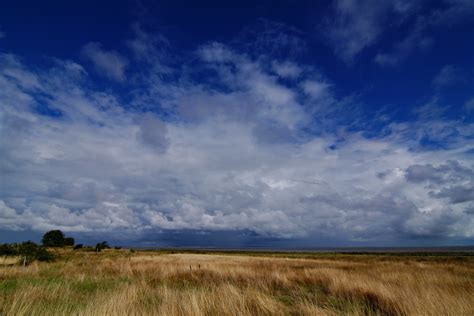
xmin=0 ymin=249 xmax=473 ymax=315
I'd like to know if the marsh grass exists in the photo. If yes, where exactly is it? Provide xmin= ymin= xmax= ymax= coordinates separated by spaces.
xmin=0 ymin=250 xmax=473 ymax=315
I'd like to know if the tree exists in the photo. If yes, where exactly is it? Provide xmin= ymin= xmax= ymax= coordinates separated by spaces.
xmin=99 ymin=241 xmax=110 ymax=249
xmin=64 ymin=237 xmax=75 ymax=246
xmin=95 ymin=241 xmax=110 ymax=252
xmin=42 ymin=230 xmax=66 ymax=247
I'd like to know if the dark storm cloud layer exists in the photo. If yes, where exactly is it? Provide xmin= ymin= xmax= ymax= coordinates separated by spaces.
xmin=1 ymin=1 xmax=474 ymax=246
xmin=406 ymin=162 xmax=474 ymax=204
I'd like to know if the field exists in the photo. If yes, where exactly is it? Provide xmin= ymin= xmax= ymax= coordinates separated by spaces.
xmin=0 ymin=249 xmax=473 ymax=315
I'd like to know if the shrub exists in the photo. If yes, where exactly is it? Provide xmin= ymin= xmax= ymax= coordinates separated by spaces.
xmin=64 ymin=237 xmax=75 ymax=246
xmin=17 ymin=241 xmax=53 ymax=265
xmin=35 ymin=247 xmax=54 ymax=262
xmin=73 ymin=244 xmax=83 ymax=250
xmin=0 ymin=243 xmax=17 ymax=256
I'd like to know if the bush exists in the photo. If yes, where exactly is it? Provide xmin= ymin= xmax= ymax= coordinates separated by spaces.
xmin=35 ymin=247 xmax=54 ymax=262
xmin=0 ymin=243 xmax=17 ymax=256
xmin=64 ymin=237 xmax=75 ymax=246
xmin=17 ymin=241 xmax=53 ymax=265
xmin=73 ymin=244 xmax=83 ymax=250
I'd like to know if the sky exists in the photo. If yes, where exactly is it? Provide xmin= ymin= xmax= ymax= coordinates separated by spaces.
xmin=0 ymin=0 xmax=473 ymax=248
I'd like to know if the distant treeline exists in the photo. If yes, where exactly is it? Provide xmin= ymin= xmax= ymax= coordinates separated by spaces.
xmin=0 ymin=229 xmax=118 ymax=265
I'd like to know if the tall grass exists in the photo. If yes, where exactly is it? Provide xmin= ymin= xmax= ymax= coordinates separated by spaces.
xmin=1 ymin=250 xmax=473 ymax=315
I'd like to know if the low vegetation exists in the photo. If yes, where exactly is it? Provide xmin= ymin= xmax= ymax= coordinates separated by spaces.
xmin=0 ymin=248 xmax=473 ymax=315
xmin=0 ymin=242 xmax=53 ymax=266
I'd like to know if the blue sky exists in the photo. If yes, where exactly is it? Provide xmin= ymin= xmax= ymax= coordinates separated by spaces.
xmin=0 ymin=0 xmax=473 ymax=248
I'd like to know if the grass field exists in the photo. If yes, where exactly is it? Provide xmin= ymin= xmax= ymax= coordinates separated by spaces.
xmin=0 ymin=249 xmax=473 ymax=315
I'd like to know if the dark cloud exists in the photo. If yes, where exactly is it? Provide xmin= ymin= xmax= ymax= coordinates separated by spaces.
xmin=137 ymin=113 xmax=170 ymax=153
xmin=431 ymin=185 xmax=474 ymax=204
xmin=252 ymin=120 xmax=297 ymax=145
xmin=405 ymin=164 xmax=445 ymax=183
xmin=405 ymin=161 xmax=473 ymax=184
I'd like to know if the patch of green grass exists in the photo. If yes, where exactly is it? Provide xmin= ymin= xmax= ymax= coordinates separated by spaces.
xmin=38 ymin=264 xmax=63 ymax=279
xmin=72 ymin=279 xmax=102 ymax=294
xmin=71 ymin=277 xmax=130 ymax=294
xmin=0 ymin=278 xmax=18 ymax=295
xmin=29 ymin=294 xmax=90 ymax=315
xmin=276 ymin=294 xmax=293 ymax=306
xmin=18 ymin=275 xmax=64 ymax=289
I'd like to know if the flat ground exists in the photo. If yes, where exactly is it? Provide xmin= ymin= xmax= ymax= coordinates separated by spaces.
xmin=0 ymin=249 xmax=473 ymax=315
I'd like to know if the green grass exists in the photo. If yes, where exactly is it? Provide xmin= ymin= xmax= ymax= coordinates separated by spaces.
xmin=0 ymin=279 xmax=18 ymax=295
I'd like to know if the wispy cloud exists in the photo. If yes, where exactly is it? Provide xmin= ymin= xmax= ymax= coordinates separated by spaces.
xmin=81 ymin=42 xmax=128 ymax=81
xmin=374 ymin=0 xmax=474 ymax=66
xmin=324 ymin=0 xmax=416 ymax=63
xmin=235 ymin=19 xmax=307 ymax=59
xmin=465 ymin=98 xmax=474 ymax=113
xmin=325 ymin=0 xmax=474 ymax=64
xmin=374 ymin=22 xmax=433 ymax=67
xmin=271 ymin=61 xmax=302 ymax=79
xmin=432 ymin=65 xmax=465 ymax=87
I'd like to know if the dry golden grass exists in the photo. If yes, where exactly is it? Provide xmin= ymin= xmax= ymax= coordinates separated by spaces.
xmin=0 ymin=257 xmax=19 ymax=266
xmin=0 ymin=250 xmax=473 ymax=315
